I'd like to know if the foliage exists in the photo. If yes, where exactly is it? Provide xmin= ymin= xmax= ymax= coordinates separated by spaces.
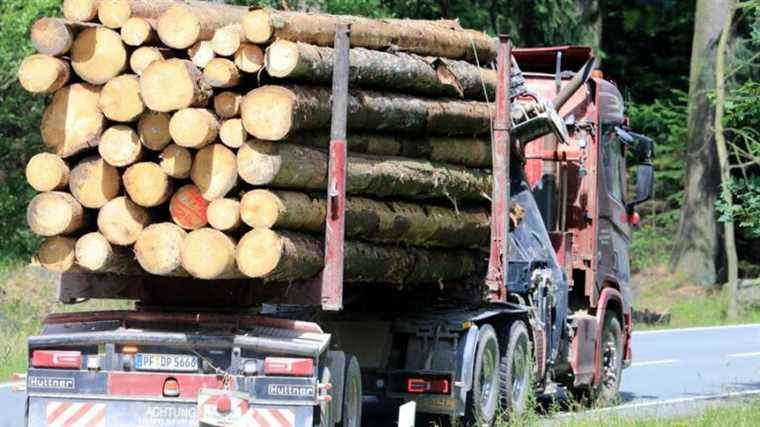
xmin=717 ymin=178 xmax=760 ymax=237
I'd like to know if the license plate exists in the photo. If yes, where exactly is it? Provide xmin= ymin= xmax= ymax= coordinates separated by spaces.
xmin=135 ymin=353 xmax=198 ymax=372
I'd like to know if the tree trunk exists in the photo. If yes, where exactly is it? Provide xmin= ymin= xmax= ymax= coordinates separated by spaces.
xmin=191 ymin=144 xmax=239 ymax=201
xmin=203 ymin=58 xmax=241 ymax=88
xmin=211 ymin=24 xmax=244 ymax=57
xmin=214 ymin=92 xmax=241 ymax=119
xmin=130 ymin=46 xmax=166 ymax=75
xmin=138 ymin=111 xmax=172 ymax=151
xmin=169 ymin=108 xmax=219 ymax=148
xmin=207 ymin=198 xmax=242 ymax=231
xmin=69 ymin=156 xmax=121 ymax=209
xmin=63 ymin=0 xmax=104 ymax=22
xmin=17 ymin=55 xmax=70 ymax=94
xmin=242 ymin=9 xmax=497 ymax=63
xmin=75 ymin=232 xmax=140 ymax=273
xmin=41 ymin=83 xmax=104 ymax=158
xmin=240 ymin=189 xmax=490 ymax=248
xmin=134 ymin=222 xmax=187 ymax=276
xmin=159 ymin=144 xmax=193 ymax=179
xmin=98 ymin=0 xmax=132 ymax=29
xmin=30 ymin=18 xmax=79 ymax=56
xmin=121 ymin=17 xmax=157 ymax=46
xmin=234 ymin=43 xmax=264 ymax=73
xmin=36 ymin=236 xmax=77 ymax=273
xmin=181 ymin=228 xmax=242 ymax=279
xmin=670 ymin=0 xmax=734 ymax=286
xmin=170 ymin=184 xmax=210 ymax=230
xmin=241 ymin=85 xmax=492 ymax=141
xmin=26 ymin=153 xmax=70 ymax=192
xmin=140 ymin=59 xmax=212 ymax=112
xmin=70 ymin=27 xmax=128 ymax=85
xmin=219 ymin=119 xmax=247 ymax=149
xmin=97 ymin=196 xmax=150 ymax=245
xmin=27 ymin=192 xmax=84 ymax=237
xmin=99 ymin=125 xmax=143 ymax=167
xmin=237 ymin=141 xmax=491 ymax=201
xmin=188 ymin=40 xmax=216 ymax=68
xmin=157 ymin=3 xmax=249 ymax=49
xmin=123 ymin=162 xmax=172 ymax=207
xmin=288 ymin=132 xmax=492 ymax=168
xmin=265 ymin=41 xmax=497 ymax=100
xmin=235 ymin=228 xmax=483 ymax=283
xmin=99 ymin=74 xmax=145 ymax=122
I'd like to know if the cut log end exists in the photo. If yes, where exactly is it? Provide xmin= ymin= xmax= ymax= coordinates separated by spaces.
xmin=130 ymin=47 xmax=164 ymax=76
xmin=69 ymin=156 xmax=121 ymax=209
xmin=37 ymin=236 xmax=76 ymax=273
xmin=27 ymin=192 xmax=84 ymax=237
xmin=236 ymin=140 xmax=283 ymax=186
xmin=99 ymin=125 xmax=143 ymax=167
xmin=123 ymin=162 xmax=172 ymax=207
xmin=234 ymin=43 xmax=264 ymax=73
xmin=242 ymin=9 xmax=273 ymax=44
xmin=236 ymin=228 xmax=283 ymax=278
xmin=99 ymin=74 xmax=145 ymax=122
xmin=18 ymin=54 xmax=70 ymax=94
xmin=63 ymin=0 xmax=99 ymax=22
xmin=159 ymin=144 xmax=193 ymax=179
xmin=203 ymin=58 xmax=241 ymax=88
xmin=240 ymin=189 xmax=285 ymax=229
xmin=75 ymin=232 xmax=114 ymax=271
xmin=121 ymin=17 xmax=155 ymax=46
xmin=191 ymin=144 xmax=238 ymax=201
xmin=181 ymin=228 xmax=237 ymax=279
xmin=207 ymin=199 xmax=241 ymax=231
xmin=31 ymin=18 xmax=73 ymax=56
xmin=170 ymin=184 xmax=210 ymax=230
xmin=157 ymin=4 xmax=201 ymax=49
xmin=140 ymin=59 xmax=210 ymax=112
xmin=98 ymin=0 xmax=132 ymax=29
xmin=26 ymin=153 xmax=70 ymax=192
xmin=98 ymin=196 xmax=150 ymax=246
xmin=188 ymin=40 xmax=215 ymax=68
xmin=265 ymin=40 xmax=300 ymax=78
xmin=241 ymin=86 xmax=296 ymax=141
xmin=135 ymin=222 xmax=187 ymax=276
xmin=138 ymin=111 xmax=172 ymax=151
xmin=169 ymin=108 xmax=219 ymax=148
xmin=211 ymin=24 xmax=243 ymax=57
xmin=71 ymin=27 xmax=127 ymax=85
xmin=41 ymin=83 xmax=104 ymax=158
xmin=219 ymin=119 xmax=247 ymax=149
xmin=214 ymin=92 xmax=241 ymax=119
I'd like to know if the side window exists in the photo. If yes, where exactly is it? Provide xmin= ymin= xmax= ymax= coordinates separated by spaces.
xmin=603 ymin=132 xmax=625 ymax=202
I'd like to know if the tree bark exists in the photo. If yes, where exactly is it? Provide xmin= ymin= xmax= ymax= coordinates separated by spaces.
xmin=670 ymin=0 xmax=734 ymax=286
xmin=99 ymin=125 xmax=143 ymax=167
xmin=265 ymin=41 xmax=497 ymax=100
xmin=97 ymin=196 xmax=150 ymax=245
xmin=235 ymin=228 xmax=483 ymax=283
xmin=140 ymin=59 xmax=212 ymax=112
xmin=237 ymin=141 xmax=491 ymax=201
xmin=17 ymin=55 xmax=70 ymax=94
xmin=242 ymin=9 xmax=497 ymax=63
xmin=99 ymin=74 xmax=145 ymax=122
xmin=191 ymin=144 xmax=238 ymax=201
xmin=26 ymin=153 xmax=70 ymax=192
xmin=41 ymin=83 xmax=104 ymax=158
xmin=240 ymin=189 xmax=489 ymax=248
xmin=70 ymin=27 xmax=128 ymax=85
xmin=134 ymin=222 xmax=187 ymax=276
xmin=27 ymin=192 xmax=84 ymax=237
xmin=157 ymin=3 xmax=250 ymax=49
xmin=69 ymin=156 xmax=121 ymax=209
xmin=241 ymin=85 xmax=492 ymax=141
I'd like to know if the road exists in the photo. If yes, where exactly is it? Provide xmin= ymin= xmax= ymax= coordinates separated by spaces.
xmin=3 ymin=324 xmax=760 ymax=425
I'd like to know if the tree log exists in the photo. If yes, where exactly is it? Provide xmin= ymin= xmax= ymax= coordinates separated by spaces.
xmin=63 ymin=0 xmax=103 ymax=22
xmin=99 ymin=74 xmax=145 ymax=122
xmin=214 ymin=92 xmax=241 ymax=119
xmin=30 ymin=18 xmax=76 ymax=56
xmin=121 ymin=17 xmax=157 ymax=46
xmin=98 ymin=196 xmax=150 ymax=245
xmin=138 ymin=111 xmax=171 ymax=150
xmin=134 ymin=222 xmax=187 ymax=276
xmin=36 ymin=236 xmax=77 ymax=273
xmin=130 ymin=46 xmax=164 ymax=75
xmin=140 ymin=59 xmax=212 ymax=112
xmin=219 ymin=119 xmax=247 ymax=149
xmin=207 ymin=198 xmax=241 ymax=231
xmin=188 ymin=40 xmax=215 ymax=68
xmin=26 ymin=153 xmax=70 ymax=192
xmin=288 ymin=132 xmax=491 ymax=168
xmin=27 ymin=192 xmax=84 ymax=236
xmin=266 ymin=41 xmax=496 ymax=100
xmin=242 ymin=9 xmax=497 ymax=62
xmin=211 ymin=24 xmax=244 ymax=57
xmin=235 ymin=228 xmax=482 ymax=283
xmin=75 ymin=232 xmax=139 ymax=273
xmin=234 ymin=43 xmax=264 ymax=73
xmin=169 ymin=108 xmax=219 ymax=148
xmin=241 ymin=85 xmax=492 ymax=141
xmin=203 ymin=58 xmax=241 ymax=88
xmin=181 ymin=228 xmax=241 ymax=279
xmin=71 ymin=27 xmax=127 ymax=84
xmin=123 ymin=162 xmax=172 ymax=207
xmin=240 ymin=189 xmax=489 ymax=248
xmin=98 ymin=0 xmax=132 ymax=28
xmin=191 ymin=144 xmax=238 ymax=201
xmin=170 ymin=184 xmax=209 ymax=230
xmin=18 ymin=55 xmax=70 ymax=94
xmin=237 ymin=141 xmax=491 ymax=201
xmin=69 ymin=156 xmax=121 ymax=209
xmin=41 ymin=83 xmax=104 ymax=158
xmin=99 ymin=125 xmax=143 ymax=167
xmin=159 ymin=144 xmax=193 ymax=179
xmin=157 ymin=3 xmax=249 ymax=49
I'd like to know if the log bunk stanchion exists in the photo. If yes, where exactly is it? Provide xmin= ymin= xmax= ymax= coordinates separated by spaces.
xmin=486 ymin=35 xmax=512 ymax=303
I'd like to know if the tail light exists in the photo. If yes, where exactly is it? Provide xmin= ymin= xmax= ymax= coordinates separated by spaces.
xmin=407 ymin=378 xmax=450 ymax=395
xmin=163 ymin=378 xmax=180 ymax=397
xmin=264 ymin=357 xmax=314 ymax=377
xmin=31 ymin=350 xmax=82 ymax=369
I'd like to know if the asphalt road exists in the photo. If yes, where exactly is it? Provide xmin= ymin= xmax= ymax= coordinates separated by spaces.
xmin=4 ymin=324 xmax=760 ymax=425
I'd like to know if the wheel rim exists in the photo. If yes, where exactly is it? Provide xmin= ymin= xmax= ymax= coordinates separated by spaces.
xmin=344 ymin=374 xmax=361 ymax=426
xmin=511 ymin=334 xmax=529 ymax=406
xmin=601 ymin=338 xmax=619 ymax=390
xmin=479 ymin=338 xmax=499 ymax=407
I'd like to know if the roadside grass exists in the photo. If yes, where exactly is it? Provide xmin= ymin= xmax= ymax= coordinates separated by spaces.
xmin=0 ymin=264 xmax=130 ymax=380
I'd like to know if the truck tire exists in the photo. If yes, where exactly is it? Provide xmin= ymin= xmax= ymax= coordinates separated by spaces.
xmin=337 ymin=355 xmax=362 ymax=427
xmin=499 ymin=321 xmax=532 ymax=417
xmin=464 ymin=324 xmax=500 ymax=425
xmin=593 ymin=314 xmax=623 ymax=406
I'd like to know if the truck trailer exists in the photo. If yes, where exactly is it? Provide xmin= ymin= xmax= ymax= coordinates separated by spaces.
xmin=22 ymin=31 xmax=654 ymax=427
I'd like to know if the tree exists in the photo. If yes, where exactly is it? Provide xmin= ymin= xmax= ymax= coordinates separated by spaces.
xmin=670 ymin=0 xmax=735 ymax=286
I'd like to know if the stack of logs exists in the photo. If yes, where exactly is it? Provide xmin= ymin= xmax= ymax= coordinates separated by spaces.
xmin=21 ymin=0 xmax=501 ymax=285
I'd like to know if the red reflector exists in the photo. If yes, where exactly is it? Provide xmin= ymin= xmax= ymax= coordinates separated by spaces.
xmin=264 ymin=358 xmax=314 ymax=377
xmin=217 ymin=396 xmax=231 ymax=413
xmin=31 ymin=350 xmax=82 ymax=369
xmin=407 ymin=378 xmax=450 ymax=394
xmin=163 ymin=378 xmax=180 ymax=397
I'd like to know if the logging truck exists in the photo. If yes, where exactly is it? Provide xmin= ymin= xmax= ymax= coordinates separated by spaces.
xmin=22 ymin=35 xmax=654 ymax=427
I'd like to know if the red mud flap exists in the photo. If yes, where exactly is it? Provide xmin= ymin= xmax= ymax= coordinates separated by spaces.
xmin=198 ymin=389 xmax=309 ymax=427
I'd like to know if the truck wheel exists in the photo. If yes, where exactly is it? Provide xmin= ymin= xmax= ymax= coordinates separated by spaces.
xmin=499 ymin=321 xmax=532 ymax=417
xmin=593 ymin=315 xmax=623 ymax=406
xmin=464 ymin=324 xmax=500 ymax=425
xmin=337 ymin=355 xmax=362 ymax=427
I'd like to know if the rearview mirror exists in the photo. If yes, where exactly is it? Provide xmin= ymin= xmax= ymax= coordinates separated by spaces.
xmin=629 ymin=163 xmax=654 ymax=210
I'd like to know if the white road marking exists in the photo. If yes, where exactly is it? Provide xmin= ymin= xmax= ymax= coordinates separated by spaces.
xmin=727 ymin=352 xmax=760 ymax=358
xmin=634 ymin=323 xmax=760 ymax=335
xmin=630 ymin=359 xmax=678 ymax=367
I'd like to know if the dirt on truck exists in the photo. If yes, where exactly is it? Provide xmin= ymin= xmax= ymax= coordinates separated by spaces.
xmin=18 ymin=1 xmax=654 ymax=426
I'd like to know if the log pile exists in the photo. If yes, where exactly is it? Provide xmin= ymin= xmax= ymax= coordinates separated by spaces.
xmin=21 ymin=0 xmax=499 ymax=286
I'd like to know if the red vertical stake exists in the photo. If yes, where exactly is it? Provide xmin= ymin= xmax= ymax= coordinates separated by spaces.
xmin=486 ymin=36 xmax=512 ymax=302
xmin=321 ymin=24 xmax=351 ymax=311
